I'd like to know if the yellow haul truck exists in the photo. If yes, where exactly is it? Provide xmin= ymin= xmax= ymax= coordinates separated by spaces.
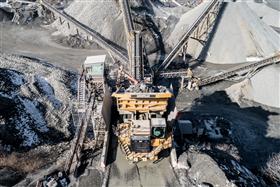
xmin=112 ymin=88 xmax=173 ymax=162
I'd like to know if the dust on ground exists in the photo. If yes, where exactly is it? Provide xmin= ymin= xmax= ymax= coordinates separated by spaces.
xmin=0 ymin=23 xmax=105 ymax=71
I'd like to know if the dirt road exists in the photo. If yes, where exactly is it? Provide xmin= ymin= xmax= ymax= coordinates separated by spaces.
xmin=0 ymin=23 xmax=105 ymax=71
xmin=107 ymin=147 xmax=180 ymax=187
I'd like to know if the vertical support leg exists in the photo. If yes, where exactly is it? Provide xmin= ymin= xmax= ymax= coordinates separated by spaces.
xmin=52 ymin=12 xmax=55 ymax=21
xmin=180 ymin=76 xmax=185 ymax=90
xmin=183 ymin=42 xmax=188 ymax=63
xmin=195 ymin=26 xmax=199 ymax=39
xmin=183 ymin=48 xmax=186 ymax=62
xmin=59 ymin=16 xmax=62 ymax=25
xmin=183 ymin=43 xmax=188 ymax=63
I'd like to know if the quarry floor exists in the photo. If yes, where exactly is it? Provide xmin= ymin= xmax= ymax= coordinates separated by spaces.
xmin=1 ymin=24 xmax=279 ymax=186
xmin=176 ymin=87 xmax=280 ymax=170
xmin=0 ymin=23 xmax=105 ymax=72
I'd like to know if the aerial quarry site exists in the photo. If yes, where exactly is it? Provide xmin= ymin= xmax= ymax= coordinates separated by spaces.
xmin=0 ymin=0 xmax=279 ymax=186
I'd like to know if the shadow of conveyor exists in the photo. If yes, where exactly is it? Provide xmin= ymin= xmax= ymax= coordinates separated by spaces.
xmin=106 ymin=103 xmax=119 ymax=166
xmin=178 ymin=91 xmax=280 ymax=185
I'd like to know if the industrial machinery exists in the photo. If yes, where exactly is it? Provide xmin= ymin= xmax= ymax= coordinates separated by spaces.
xmin=112 ymin=85 xmax=173 ymax=162
xmin=107 ymin=0 xmax=175 ymax=162
xmin=13 ymin=0 xmax=279 ymax=185
xmin=37 ymin=0 xmax=280 ymax=171
xmin=65 ymin=55 xmax=111 ymax=175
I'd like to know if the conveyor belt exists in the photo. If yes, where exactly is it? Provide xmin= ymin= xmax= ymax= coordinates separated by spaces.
xmin=40 ymin=0 xmax=129 ymax=64
xmin=157 ymin=0 xmax=221 ymax=72
xmin=198 ymin=53 xmax=280 ymax=86
xmin=120 ymin=0 xmax=134 ymax=35
xmin=119 ymin=0 xmax=144 ymax=81
xmin=159 ymin=53 xmax=280 ymax=87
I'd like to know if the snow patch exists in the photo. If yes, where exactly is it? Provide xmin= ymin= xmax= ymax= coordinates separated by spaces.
xmin=15 ymin=115 xmax=40 ymax=147
xmin=19 ymin=97 xmax=49 ymax=133
xmin=7 ymin=70 xmax=25 ymax=86
xmin=34 ymin=75 xmax=62 ymax=109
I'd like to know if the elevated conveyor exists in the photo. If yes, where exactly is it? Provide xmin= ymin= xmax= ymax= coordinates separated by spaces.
xmin=40 ymin=0 xmax=129 ymax=64
xmin=198 ymin=53 xmax=280 ymax=86
xmin=120 ymin=0 xmax=134 ymax=36
xmin=157 ymin=0 xmax=222 ymax=72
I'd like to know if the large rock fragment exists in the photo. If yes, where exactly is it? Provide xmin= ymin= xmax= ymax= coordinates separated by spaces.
xmin=187 ymin=153 xmax=235 ymax=187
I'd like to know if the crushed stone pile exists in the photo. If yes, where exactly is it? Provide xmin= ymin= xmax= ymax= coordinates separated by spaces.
xmin=266 ymin=0 xmax=280 ymax=11
xmin=175 ymin=152 xmax=263 ymax=186
xmin=51 ymin=0 xmax=189 ymax=62
xmin=226 ymin=64 xmax=280 ymax=108
xmin=0 ymin=54 xmax=77 ymax=148
xmin=167 ymin=1 xmax=280 ymax=64
xmin=246 ymin=0 xmax=280 ymax=32
xmin=52 ymin=0 xmax=127 ymax=49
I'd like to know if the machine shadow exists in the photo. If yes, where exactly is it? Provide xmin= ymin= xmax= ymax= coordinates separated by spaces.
xmin=177 ymin=90 xmax=280 ymax=184
xmin=106 ymin=105 xmax=119 ymax=166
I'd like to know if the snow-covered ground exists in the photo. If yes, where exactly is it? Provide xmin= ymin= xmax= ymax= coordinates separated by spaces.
xmin=0 ymin=54 xmax=77 ymax=148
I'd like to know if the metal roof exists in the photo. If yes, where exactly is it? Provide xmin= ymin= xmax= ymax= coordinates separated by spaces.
xmin=84 ymin=55 xmax=106 ymax=65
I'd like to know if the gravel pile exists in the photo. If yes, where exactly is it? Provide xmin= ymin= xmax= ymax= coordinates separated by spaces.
xmin=52 ymin=0 xmax=127 ymax=49
xmin=226 ymin=64 xmax=280 ymax=108
xmin=246 ymin=0 xmax=280 ymax=32
xmin=167 ymin=1 xmax=280 ymax=64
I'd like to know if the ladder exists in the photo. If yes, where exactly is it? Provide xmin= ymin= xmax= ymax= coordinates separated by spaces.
xmin=77 ymin=76 xmax=86 ymax=113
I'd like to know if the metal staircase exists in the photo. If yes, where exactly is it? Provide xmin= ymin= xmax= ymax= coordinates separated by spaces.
xmin=77 ymin=76 xmax=86 ymax=113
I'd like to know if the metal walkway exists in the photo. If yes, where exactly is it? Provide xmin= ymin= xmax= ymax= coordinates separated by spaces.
xmin=157 ymin=0 xmax=222 ymax=72
xmin=65 ymin=97 xmax=94 ymax=175
xmin=198 ymin=53 xmax=280 ymax=86
xmin=40 ymin=0 xmax=129 ymax=64
xmin=65 ymin=74 xmax=110 ymax=174
xmin=159 ymin=69 xmax=190 ymax=78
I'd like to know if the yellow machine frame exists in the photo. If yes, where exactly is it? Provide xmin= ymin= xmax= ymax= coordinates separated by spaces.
xmin=112 ymin=91 xmax=173 ymax=162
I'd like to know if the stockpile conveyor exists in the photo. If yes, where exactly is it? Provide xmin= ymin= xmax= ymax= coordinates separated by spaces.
xmin=198 ymin=53 xmax=280 ymax=86
xmin=157 ymin=0 xmax=223 ymax=72
xmin=120 ymin=0 xmax=134 ymax=36
xmin=40 ymin=0 xmax=129 ymax=64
